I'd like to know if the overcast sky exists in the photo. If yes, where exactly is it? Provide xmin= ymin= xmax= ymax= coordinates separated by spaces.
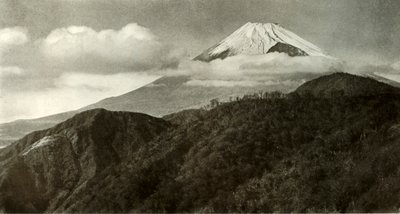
xmin=0 ymin=0 xmax=400 ymax=122
xmin=3 ymin=0 xmax=400 ymax=62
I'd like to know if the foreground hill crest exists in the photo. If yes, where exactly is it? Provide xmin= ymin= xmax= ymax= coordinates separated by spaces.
xmin=1 ymin=73 xmax=400 ymax=212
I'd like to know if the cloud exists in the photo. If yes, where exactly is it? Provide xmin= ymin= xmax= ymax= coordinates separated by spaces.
xmin=392 ymin=61 xmax=400 ymax=70
xmin=185 ymin=79 xmax=265 ymax=87
xmin=40 ymin=23 xmax=182 ymax=72
xmin=373 ymin=61 xmax=400 ymax=83
xmin=0 ymin=72 xmax=158 ymax=122
xmin=166 ymin=53 xmax=343 ymax=87
xmin=340 ymin=59 xmax=400 ymax=84
xmin=0 ymin=27 xmax=28 ymax=62
xmin=0 ymin=27 xmax=28 ymax=47
xmin=0 ymin=66 xmax=24 ymax=77
xmin=184 ymin=79 xmax=303 ymax=87
xmin=4 ymin=22 xmax=392 ymax=123
xmin=0 ymin=65 xmax=28 ymax=96
xmin=0 ymin=23 xmax=184 ymax=122
xmin=57 ymin=72 xmax=159 ymax=93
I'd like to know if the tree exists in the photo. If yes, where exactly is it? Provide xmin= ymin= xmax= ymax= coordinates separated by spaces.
xmin=210 ymin=98 xmax=220 ymax=108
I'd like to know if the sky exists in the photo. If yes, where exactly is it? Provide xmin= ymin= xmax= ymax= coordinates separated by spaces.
xmin=0 ymin=0 xmax=400 ymax=122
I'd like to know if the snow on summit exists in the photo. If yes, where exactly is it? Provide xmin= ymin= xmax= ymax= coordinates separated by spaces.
xmin=194 ymin=22 xmax=328 ymax=62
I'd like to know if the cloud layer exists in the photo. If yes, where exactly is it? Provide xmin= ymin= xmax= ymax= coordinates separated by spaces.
xmin=360 ymin=61 xmax=400 ymax=83
xmin=0 ymin=23 xmax=173 ymax=122
xmin=1 ymin=72 xmax=158 ymax=122
xmin=0 ymin=27 xmax=29 ymax=67
xmin=0 ymin=27 xmax=28 ymax=49
xmin=171 ymin=53 xmax=343 ymax=87
xmin=1 ymin=22 xmax=400 ymax=123
xmin=40 ymin=23 xmax=181 ymax=71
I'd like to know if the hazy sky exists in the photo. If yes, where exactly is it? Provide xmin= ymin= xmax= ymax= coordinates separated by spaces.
xmin=0 ymin=0 xmax=399 ymax=122
xmin=2 ymin=0 xmax=400 ymax=62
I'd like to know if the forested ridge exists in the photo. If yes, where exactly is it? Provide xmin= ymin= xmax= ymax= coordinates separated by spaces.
xmin=141 ymin=91 xmax=400 ymax=212
xmin=2 ymin=73 xmax=400 ymax=212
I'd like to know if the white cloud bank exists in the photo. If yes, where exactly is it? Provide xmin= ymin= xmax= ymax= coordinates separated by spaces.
xmin=171 ymin=53 xmax=343 ymax=87
xmin=40 ymin=23 xmax=182 ymax=71
xmin=0 ymin=23 xmax=173 ymax=122
xmin=370 ymin=61 xmax=400 ymax=83
xmin=0 ymin=27 xmax=29 ymax=66
xmin=1 ymin=22 xmax=400 ymax=123
xmin=1 ymin=72 xmax=158 ymax=122
xmin=0 ymin=66 xmax=23 ymax=77
xmin=0 ymin=27 xmax=28 ymax=48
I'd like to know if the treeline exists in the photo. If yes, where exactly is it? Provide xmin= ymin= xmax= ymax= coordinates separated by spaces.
xmin=136 ymin=91 xmax=400 ymax=212
xmin=202 ymin=90 xmax=287 ymax=110
xmin=202 ymin=87 xmax=393 ymax=110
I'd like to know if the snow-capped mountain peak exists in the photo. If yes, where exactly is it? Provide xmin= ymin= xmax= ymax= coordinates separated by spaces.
xmin=195 ymin=22 xmax=328 ymax=62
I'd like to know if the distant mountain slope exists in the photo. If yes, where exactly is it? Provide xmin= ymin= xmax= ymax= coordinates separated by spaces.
xmin=0 ymin=75 xmax=297 ymax=147
xmin=0 ymin=22 xmax=330 ymax=147
xmin=2 ymin=73 xmax=400 ymax=212
xmin=82 ymin=75 xmax=294 ymax=115
xmin=2 ymin=72 xmax=400 ymax=148
xmin=194 ymin=22 xmax=328 ymax=62
xmin=0 ymin=111 xmax=78 ymax=147
xmin=295 ymin=72 xmax=400 ymax=97
xmin=365 ymin=72 xmax=400 ymax=88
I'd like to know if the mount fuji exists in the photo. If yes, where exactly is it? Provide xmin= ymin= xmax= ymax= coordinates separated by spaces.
xmin=0 ymin=22 xmax=339 ymax=147
xmin=195 ymin=22 xmax=328 ymax=62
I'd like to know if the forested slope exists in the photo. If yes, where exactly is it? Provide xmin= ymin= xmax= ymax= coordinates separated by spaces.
xmin=1 ymin=73 xmax=400 ymax=212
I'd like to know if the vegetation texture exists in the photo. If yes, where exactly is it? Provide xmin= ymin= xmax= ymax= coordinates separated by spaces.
xmin=1 ymin=73 xmax=400 ymax=212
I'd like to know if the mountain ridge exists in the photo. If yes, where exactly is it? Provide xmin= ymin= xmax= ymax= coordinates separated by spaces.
xmin=0 ymin=108 xmax=171 ymax=212
xmin=295 ymin=72 xmax=400 ymax=97
xmin=2 ymin=71 xmax=400 ymax=148
xmin=2 ymin=73 xmax=400 ymax=212
xmin=0 ymin=22 xmax=395 ymax=148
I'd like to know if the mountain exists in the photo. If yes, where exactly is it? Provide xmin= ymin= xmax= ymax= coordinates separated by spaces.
xmin=295 ymin=72 xmax=400 ymax=97
xmin=2 ymin=73 xmax=400 ymax=212
xmin=0 ymin=22 xmax=332 ymax=147
xmin=0 ymin=75 xmax=299 ymax=147
xmin=0 ymin=111 xmax=78 ymax=147
xmin=0 ymin=109 xmax=170 ymax=212
xmin=194 ymin=22 xmax=328 ymax=62
xmin=82 ymin=75 xmax=296 ymax=114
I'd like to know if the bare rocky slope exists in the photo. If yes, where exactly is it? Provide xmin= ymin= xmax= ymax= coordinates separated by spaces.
xmin=2 ymin=73 xmax=400 ymax=212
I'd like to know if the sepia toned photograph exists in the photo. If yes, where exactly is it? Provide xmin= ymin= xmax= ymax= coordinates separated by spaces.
xmin=1 ymin=0 xmax=400 ymax=212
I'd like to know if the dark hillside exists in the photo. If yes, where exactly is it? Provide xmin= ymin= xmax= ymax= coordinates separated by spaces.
xmin=295 ymin=72 xmax=400 ymax=97
xmin=0 ymin=109 xmax=170 ymax=212
xmin=1 ymin=73 xmax=400 ymax=212
xmin=139 ymin=92 xmax=400 ymax=212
